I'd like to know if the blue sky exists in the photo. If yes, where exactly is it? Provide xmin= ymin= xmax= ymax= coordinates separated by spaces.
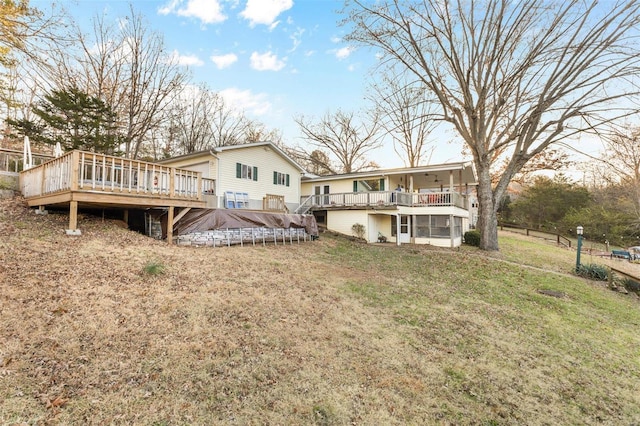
xmin=34 ymin=0 xmax=466 ymax=168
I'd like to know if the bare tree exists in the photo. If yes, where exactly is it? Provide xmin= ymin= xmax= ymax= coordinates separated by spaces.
xmin=244 ymin=121 xmax=283 ymax=145
xmin=492 ymin=148 xmax=572 ymax=186
xmin=597 ymin=125 xmax=640 ymax=227
xmin=283 ymin=146 xmax=337 ymax=176
xmin=345 ymin=0 xmax=640 ymax=250
xmin=1 ymin=2 xmax=68 ymax=132
xmin=369 ymin=70 xmax=437 ymax=167
xmin=163 ymin=84 xmax=221 ymax=155
xmin=47 ymin=7 xmax=188 ymax=158
xmin=294 ymin=109 xmax=381 ymax=173
xmin=0 ymin=2 xmax=66 ymax=69
xmin=160 ymin=84 xmax=285 ymax=157
xmin=207 ymin=99 xmax=258 ymax=148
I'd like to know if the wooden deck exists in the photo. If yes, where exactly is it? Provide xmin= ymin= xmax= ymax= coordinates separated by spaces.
xmin=19 ymin=150 xmax=213 ymax=239
xmin=296 ymin=190 xmax=467 ymax=214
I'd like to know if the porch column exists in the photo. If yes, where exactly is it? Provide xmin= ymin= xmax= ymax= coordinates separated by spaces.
xmin=167 ymin=206 xmax=174 ymax=244
xmin=396 ymin=213 xmax=401 ymax=246
xmin=409 ymin=174 xmax=414 ymax=193
xmin=412 ymin=215 xmax=417 ymax=243
xmin=450 ymin=214 xmax=454 ymax=248
xmin=449 ymin=171 xmax=454 ymax=192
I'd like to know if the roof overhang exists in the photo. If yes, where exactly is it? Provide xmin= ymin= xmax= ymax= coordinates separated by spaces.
xmin=302 ymin=162 xmax=477 ymax=187
xmin=159 ymin=142 xmax=306 ymax=173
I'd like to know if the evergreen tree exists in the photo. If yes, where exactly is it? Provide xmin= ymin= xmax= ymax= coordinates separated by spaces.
xmin=9 ymin=87 xmax=121 ymax=154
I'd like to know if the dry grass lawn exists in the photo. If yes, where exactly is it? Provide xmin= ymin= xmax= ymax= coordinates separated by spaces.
xmin=1 ymin=196 xmax=640 ymax=425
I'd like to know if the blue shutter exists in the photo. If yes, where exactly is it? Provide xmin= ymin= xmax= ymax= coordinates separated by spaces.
xmin=286 ymin=174 xmax=290 ymax=187
xmin=353 ymin=181 xmax=358 ymax=192
xmin=273 ymin=171 xmax=278 ymax=184
xmin=236 ymin=163 xmax=241 ymax=178
xmin=379 ymin=179 xmax=385 ymax=191
xmin=253 ymin=166 xmax=258 ymax=181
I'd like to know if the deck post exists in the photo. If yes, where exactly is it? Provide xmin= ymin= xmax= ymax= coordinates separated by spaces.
xmin=167 ymin=206 xmax=174 ymax=244
xmin=65 ymin=200 xmax=81 ymax=235
xmin=123 ymin=209 xmax=129 ymax=226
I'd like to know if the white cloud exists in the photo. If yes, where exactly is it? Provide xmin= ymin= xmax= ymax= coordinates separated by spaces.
xmin=210 ymin=53 xmax=238 ymax=69
xmin=250 ymin=51 xmax=286 ymax=71
xmin=240 ymin=0 xmax=293 ymax=28
xmin=219 ymin=87 xmax=272 ymax=116
xmin=335 ymin=46 xmax=353 ymax=60
xmin=169 ymin=50 xmax=204 ymax=66
xmin=159 ymin=0 xmax=226 ymax=24
xmin=288 ymin=27 xmax=305 ymax=53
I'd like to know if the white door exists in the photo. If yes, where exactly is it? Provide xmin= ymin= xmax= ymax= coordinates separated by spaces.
xmin=399 ymin=215 xmax=411 ymax=243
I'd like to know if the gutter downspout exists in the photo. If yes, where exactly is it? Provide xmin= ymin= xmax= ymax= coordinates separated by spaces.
xmin=209 ymin=149 xmax=221 ymax=208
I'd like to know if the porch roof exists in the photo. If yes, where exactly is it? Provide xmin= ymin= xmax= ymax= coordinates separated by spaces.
xmin=302 ymin=162 xmax=477 ymax=187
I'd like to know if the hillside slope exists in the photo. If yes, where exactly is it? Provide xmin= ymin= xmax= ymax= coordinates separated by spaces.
xmin=1 ymin=197 xmax=640 ymax=425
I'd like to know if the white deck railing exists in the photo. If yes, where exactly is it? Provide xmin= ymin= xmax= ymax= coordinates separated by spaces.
xmin=0 ymin=148 xmax=53 ymax=174
xmin=300 ymin=190 xmax=467 ymax=209
xmin=20 ymin=150 xmax=205 ymax=200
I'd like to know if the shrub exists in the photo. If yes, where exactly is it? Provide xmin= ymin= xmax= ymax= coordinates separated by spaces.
xmin=576 ymin=263 xmax=608 ymax=281
xmin=0 ymin=176 xmax=17 ymax=190
xmin=351 ymin=223 xmax=366 ymax=239
xmin=622 ymin=277 xmax=640 ymax=293
xmin=464 ymin=230 xmax=481 ymax=247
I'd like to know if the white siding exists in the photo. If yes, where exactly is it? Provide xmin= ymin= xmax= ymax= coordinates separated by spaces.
xmin=326 ymin=210 xmax=370 ymax=239
xmin=218 ymin=145 xmax=301 ymax=206
xmin=368 ymin=214 xmax=392 ymax=242
xmin=161 ymin=154 xmax=215 ymax=179
xmin=302 ymin=176 xmax=389 ymax=198
xmin=301 ymin=178 xmax=361 ymax=198
xmin=301 ymin=181 xmax=314 ymax=197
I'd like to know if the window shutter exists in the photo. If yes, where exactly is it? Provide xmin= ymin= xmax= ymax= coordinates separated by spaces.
xmin=286 ymin=174 xmax=290 ymax=187
xmin=379 ymin=179 xmax=385 ymax=191
xmin=273 ymin=171 xmax=278 ymax=184
xmin=253 ymin=166 xmax=258 ymax=181
xmin=353 ymin=181 xmax=358 ymax=192
xmin=236 ymin=163 xmax=241 ymax=178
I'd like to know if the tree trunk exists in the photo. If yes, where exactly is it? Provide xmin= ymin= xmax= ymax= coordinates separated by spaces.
xmin=476 ymin=167 xmax=499 ymax=251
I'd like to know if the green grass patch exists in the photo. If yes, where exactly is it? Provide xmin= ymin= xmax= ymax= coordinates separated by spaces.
xmin=142 ymin=260 xmax=166 ymax=276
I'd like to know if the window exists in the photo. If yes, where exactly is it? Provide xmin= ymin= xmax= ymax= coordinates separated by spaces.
xmin=415 ymin=215 xmax=460 ymax=238
xmin=273 ymin=171 xmax=290 ymax=186
xmin=236 ymin=163 xmax=258 ymax=181
xmin=352 ymin=179 xmax=385 ymax=192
